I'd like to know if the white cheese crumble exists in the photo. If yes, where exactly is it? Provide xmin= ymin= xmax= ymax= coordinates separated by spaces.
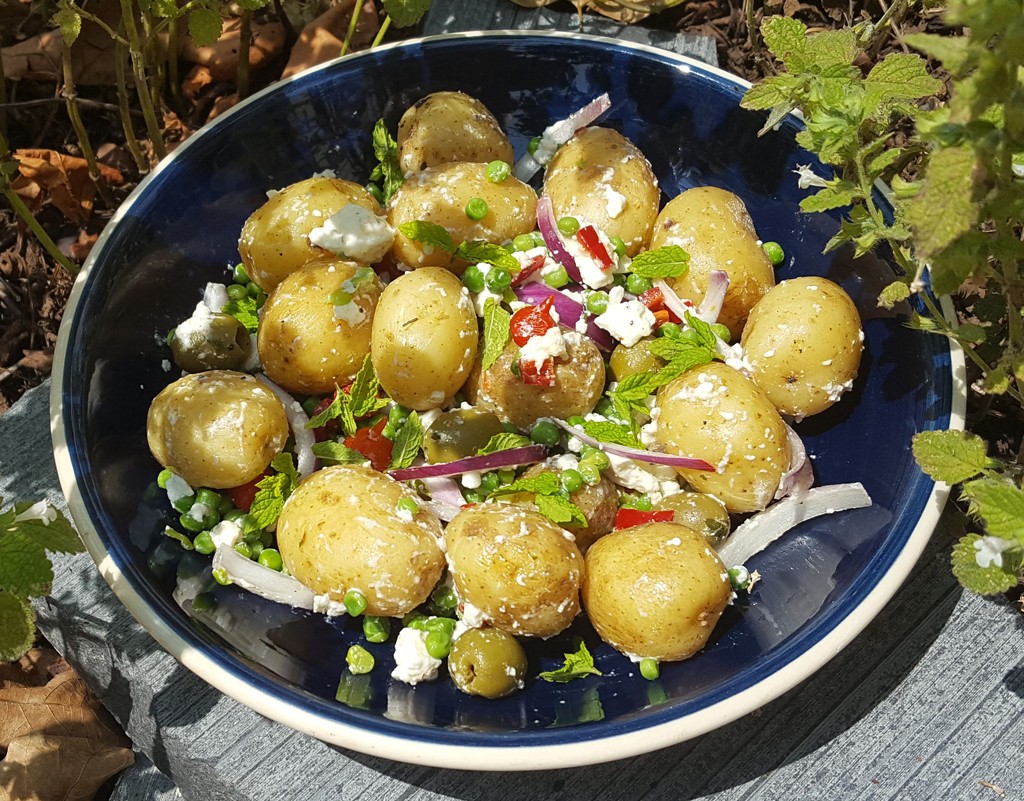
xmin=164 ymin=473 xmax=194 ymax=505
xmin=594 ymin=286 xmax=656 ymax=347
xmin=519 ymin=326 xmax=567 ymax=368
xmin=460 ymin=600 xmax=487 ymax=628
xmin=312 ymin=593 xmax=347 ymax=616
xmin=308 ymin=203 xmax=394 ymax=263
xmin=208 ymin=519 xmax=242 ymax=550
xmin=391 ymin=627 xmax=442 ymax=685
xmin=605 ymin=453 xmax=680 ymax=503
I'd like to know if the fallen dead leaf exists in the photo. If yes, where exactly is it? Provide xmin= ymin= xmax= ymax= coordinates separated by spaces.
xmin=68 ymin=231 xmax=99 ymax=263
xmin=507 ymin=0 xmax=648 ymax=22
xmin=181 ymin=64 xmax=216 ymax=105
xmin=11 ymin=150 xmax=124 ymax=225
xmin=0 ymin=733 xmax=133 ymax=801
xmin=281 ymin=0 xmax=381 ymax=79
xmin=179 ymin=15 xmax=286 ymax=82
xmin=0 ymin=649 xmax=66 ymax=690
xmin=207 ymin=93 xmax=240 ymax=122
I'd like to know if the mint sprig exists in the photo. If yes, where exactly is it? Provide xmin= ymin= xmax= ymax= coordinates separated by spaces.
xmin=247 ymin=453 xmax=299 ymax=533
xmin=627 ymin=245 xmax=690 ymax=279
xmin=477 ymin=432 xmax=532 ymax=455
xmin=489 ymin=472 xmax=586 ymax=527
xmin=481 ymin=298 xmax=511 ymax=371
xmin=370 ymin=119 xmax=403 ymax=203
xmin=538 ymin=640 xmax=602 ymax=683
xmin=389 ymin=411 xmax=423 ymax=470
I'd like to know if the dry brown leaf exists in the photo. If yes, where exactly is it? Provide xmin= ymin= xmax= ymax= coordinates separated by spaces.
xmin=0 ymin=649 xmax=65 ymax=690
xmin=17 ymin=352 xmax=53 ymax=374
xmin=281 ymin=0 xmax=380 ymax=79
xmin=179 ymin=16 xmax=287 ymax=82
xmin=69 ymin=231 xmax=99 ymax=262
xmin=11 ymin=149 xmax=124 ymax=225
xmin=182 ymin=64 xmax=215 ymax=105
xmin=0 ymin=734 xmax=134 ymax=801
xmin=506 ymin=0 xmax=646 ymax=22
xmin=207 ymin=93 xmax=240 ymax=121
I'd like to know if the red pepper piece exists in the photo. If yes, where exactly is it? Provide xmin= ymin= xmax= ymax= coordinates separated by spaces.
xmin=510 ymin=295 xmax=557 ymax=347
xmin=344 ymin=417 xmax=393 ymax=472
xmin=519 ymin=356 xmax=557 ymax=387
xmin=575 ymin=225 xmax=614 ymax=269
xmin=225 ymin=472 xmax=269 ymax=512
xmin=613 ymin=508 xmax=675 ymax=530
xmin=638 ymin=286 xmax=666 ymax=312
xmin=510 ymin=254 xmax=547 ymax=288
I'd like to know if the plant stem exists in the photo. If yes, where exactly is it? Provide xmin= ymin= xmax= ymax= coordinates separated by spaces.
xmin=340 ymin=0 xmax=363 ymax=57
xmin=0 ymin=36 xmax=7 ymax=143
xmin=866 ymin=0 xmax=911 ymax=59
xmin=371 ymin=15 xmax=391 ymax=49
xmin=237 ymin=9 xmax=252 ymax=100
xmin=119 ymin=0 xmax=167 ymax=161
xmin=71 ymin=5 xmax=129 ymax=45
xmin=61 ymin=42 xmax=116 ymax=210
xmin=116 ymin=32 xmax=149 ymax=174
xmin=744 ymin=0 xmax=761 ymax=55
xmin=167 ymin=9 xmax=183 ymax=114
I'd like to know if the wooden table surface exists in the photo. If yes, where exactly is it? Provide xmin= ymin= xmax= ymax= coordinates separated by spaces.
xmin=9 ymin=4 xmax=1023 ymax=799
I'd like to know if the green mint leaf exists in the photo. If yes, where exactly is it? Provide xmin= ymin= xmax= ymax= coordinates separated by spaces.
xmin=248 ymin=454 xmax=299 ymax=531
xmin=379 ymin=0 xmax=431 ymax=27
xmin=865 ymin=53 xmax=944 ymax=110
xmin=904 ymin=33 xmax=973 ymax=77
xmin=951 ymin=534 xmax=1019 ymax=596
xmin=578 ymin=419 xmax=641 ymax=449
xmin=798 ymin=181 xmax=858 ymax=213
xmin=538 ymin=640 xmax=602 ymax=683
xmin=163 ymin=527 xmax=194 ymax=551
xmin=535 ymin=493 xmax=587 ymax=528
xmin=878 ymin=280 xmax=911 ymax=309
xmin=389 ymin=412 xmax=423 ymax=470
xmin=961 ymin=478 xmax=1024 ymax=542
xmin=0 ymin=591 xmax=36 ymax=662
xmin=222 ymin=295 xmax=260 ymax=333
xmin=804 ymin=27 xmax=858 ymax=69
xmin=53 ymin=4 xmax=82 ymax=47
xmin=270 ymin=452 xmax=299 ymax=486
xmin=481 ymin=298 xmax=511 ymax=371
xmin=455 ymin=241 xmax=520 ymax=271
xmin=761 ymin=16 xmax=808 ymax=70
xmin=371 ymin=120 xmax=404 ymax=204
xmin=912 ymin=431 xmax=991 ymax=484
xmin=311 ymin=441 xmax=371 ymax=465
xmin=188 ymin=7 xmax=223 ymax=49
xmin=490 ymin=471 xmax=561 ymax=499
xmin=627 ymin=245 xmax=690 ymax=279
xmin=235 ymin=0 xmax=270 ymax=9
xmin=6 ymin=503 xmax=82 ymax=554
xmin=149 ymin=0 xmax=184 ymax=18
xmin=610 ymin=369 xmax=672 ymax=403
xmin=0 ymin=533 xmax=52 ymax=596
xmin=867 ymin=148 xmax=903 ymax=177
xmin=907 ymin=145 xmax=980 ymax=264
xmin=306 ymin=387 xmax=344 ymax=428
xmin=477 ymin=432 xmax=532 ymax=455
xmin=955 ymin=323 xmax=987 ymax=345
xmin=740 ymin=74 xmax=802 ymax=111
xmin=398 ymin=220 xmax=456 ymax=254
xmin=683 ymin=313 xmax=720 ymax=350
xmin=349 ymin=355 xmax=390 ymax=418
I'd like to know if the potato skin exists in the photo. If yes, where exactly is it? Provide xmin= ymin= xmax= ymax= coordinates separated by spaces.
xmin=146 ymin=370 xmax=288 ymax=489
xmin=388 ymin=162 xmax=537 ymax=270
xmin=582 ymin=522 xmax=731 ymax=661
xmin=465 ymin=332 xmax=605 ymax=428
xmin=371 ymin=266 xmax=478 ymax=410
xmin=238 ymin=176 xmax=382 ymax=291
xmin=650 ymin=186 xmax=775 ymax=338
xmin=655 ymin=362 xmax=790 ymax=514
xmin=398 ymin=91 xmax=513 ymax=174
xmin=275 ymin=465 xmax=445 ymax=617
xmin=444 ymin=503 xmax=584 ymax=638
xmin=257 ymin=257 xmax=383 ymax=395
xmin=543 ymin=127 xmax=660 ymax=257
xmin=741 ymin=276 xmax=863 ymax=418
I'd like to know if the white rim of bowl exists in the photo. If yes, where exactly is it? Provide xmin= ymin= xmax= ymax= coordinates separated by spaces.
xmin=50 ymin=30 xmax=968 ymax=771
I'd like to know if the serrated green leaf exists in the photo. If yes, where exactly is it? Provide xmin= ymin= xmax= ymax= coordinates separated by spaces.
xmin=912 ymin=430 xmax=990 ymax=484
xmin=456 ymin=241 xmax=519 ymax=271
xmin=248 ymin=454 xmax=298 ymax=531
xmin=761 ymin=16 xmax=808 ymax=70
xmin=389 ymin=412 xmax=423 ymax=470
xmin=805 ymin=28 xmax=858 ymax=69
xmin=235 ymin=0 xmax=270 ymax=9
xmin=908 ymin=144 xmax=980 ymax=261
xmin=188 ymin=7 xmax=223 ymax=49
xmin=311 ymin=441 xmax=370 ymax=465
xmin=741 ymin=75 xmax=801 ymax=111
xmin=627 ymin=246 xmax=689 ymax=279
xmin=372 ymin=120 xmax=404 ymax=203
xmin=0 ymin=532 xmax=53 ymax=596
xmin=868 ymin=148 xmax=904 ymax=176
xmin=878 ymin=280 xmax=911 ymax=309
xmin=398 ymin=220 xmax=455 ymax=254
xmin=535 ymin=493 xmax=587 ymax=528
xmin=6 ymin=503 xmax=82 ymax=553
xmin=758 ymin=101 xmax=797 ymax=136
xmin=578 ymin=419 xmax=641 ymax=449
xmin=53 ymin=4 xmax=82 ymax=47
xmin=380 ymin=0 xmax=431 ymax=27
xmin=865 ymin=54 xmax=944 ymax=111
xmin=481 ymin=298 xmax=510 ymax=371
xmin=491 ymin=472 xmax=561 ymax=499
xmin=538 ymin=639 xmax=602 ymax=683
xmin=477 ymin=432 xmax=532 ymax=455
xmin=149 ymin=0 xmax=184 ymax=18
xmin=955 ymin=323 xmax=988 ymax=344
xmin=904 ymin=33 xmax=973 ymax=77
xmin=951 ymin=534 xmax=1019 ymax=595
xmin=0 ymin=591 xmax=35 ymax=662
xmin=221 ymin=295 xmax=260 ymax=333
xmin=799 ymin=181 xmax=858 ymax=213
xmin=349 ymin=355 xmax=389 ymax=418
xmin=961 ymin=478 xmax=1024 ymax=541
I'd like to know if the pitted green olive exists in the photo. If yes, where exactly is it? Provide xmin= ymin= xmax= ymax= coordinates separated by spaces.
xmin=652 ymin=491 xmax=731 ymax=545
xmin=422 ymin=408 xmax=505 ymax=463
xmin=169 ymin=313 xmax=251 ymax=372
xmin=447 ymin=628 xmax=527 ymax=699
xmin=608 ymin=340 xmax=665 ymax=382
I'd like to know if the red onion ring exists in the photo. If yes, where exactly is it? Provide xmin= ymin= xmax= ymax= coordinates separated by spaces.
xmin=420 ymin=476 xmax=465 ymax=522
xmin=256 ymin=373 xmax=315 ymax=480
xmin=775 ymin=424 xmax=814 ymax=501
xmin=696 ymin=270 xmax=730 ymax=324
xmin=514 ymin=283 xmax=615 ymax=352
xmin=388 ymin=445 xmax=545 ymax=482
xmin=653 ymin=279 xmax=695 ymax=322
xmin=536 ymin=196 xmax=581 ymax=283
xmin=547 ymin=418 xmax=715 ymax=472
xmin=213 ymin=545 xmax=315 ymax=609
xmin=513 ymin=93 xmax=612 ymax=182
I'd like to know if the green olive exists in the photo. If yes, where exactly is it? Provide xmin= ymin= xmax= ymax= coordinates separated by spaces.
xmin=652 ymin=491 xmax=731 ymax=545
xmin=169 ymin=313 xmax=252 ymax=373
xmin=447 ymin=628 xmax=527 ymax=699
xmin=422 ymin=408 xmax=505 ymax=463
xmin=608 ymin=340 xmax=665 ymax=382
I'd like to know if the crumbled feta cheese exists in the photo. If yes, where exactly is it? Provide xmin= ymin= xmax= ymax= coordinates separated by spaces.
xmin=308 ymin=203 xmax=394 ymax=263
xmin=605 ymin=453 xmax=679 ymax=503
xmin=519 ymin=326 xmax=567 ymax=368
xmin=460 ymin=600 xmax=487 ymax=628
xmin=461 ymin=471 xmax=482 ymax=489
xmin=391 ymin=627 xmax=442 ymax=685
xmin=594 ymin=298 xmax=656 ymax=347
xmin=333 ymin=301 xmax=367 ymax=326
xmin=208 ymin=519 xmax=242 ymax=549
xmin=164 ymin=473 xmax=194 ymax=505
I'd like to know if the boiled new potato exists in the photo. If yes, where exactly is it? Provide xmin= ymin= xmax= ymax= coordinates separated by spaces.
xmin=465 ymin=332 xmax=605 ymax=428
xmin=444 ymin=503 xmax=583 ymax=638
xmin=543 ymin=127 xmax=660 ymax=257
xmin=398 ymin=91 xmax=513 ymax=174
xmin=741 ymin=276 xmax=863 ymax=418
xmin=654 ymin=362 xmax=790 ymax=514
xmin=257 ymin=257 xmax=383 ymax=395
xmin=275 ymin=465 xmax=445 ymax=617
xmin=583 ymin=522 xmax=731 ymax=661
xmin=650 ymin=186 xmax=775 ymax=338
xmin=238 ymin=176 xmax=383 ymax=291
xmin=388 ymin=162 xmax=536 ymax=270
xmin=513 ymin=461 xmax=618 ymax=553
xmin=371 ymin=267 xmax=478 ymax=410
xmin=147 ymin=370 xmax=288 ymax=489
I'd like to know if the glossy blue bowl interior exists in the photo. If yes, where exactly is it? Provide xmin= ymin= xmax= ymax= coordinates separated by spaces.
xmin=59 ymin=34 xmax=953 ymax=750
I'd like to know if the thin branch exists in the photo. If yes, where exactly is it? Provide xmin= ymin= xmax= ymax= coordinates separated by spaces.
xmin=237 ymin=9 xmax=252 ymax=100
xmin=340 ymin=0 xmax=363 ymax=57
xmin=61 ymin=42 xmax=116 ymax=209
xmin=0 ymin=97 xmax=141 ymax=115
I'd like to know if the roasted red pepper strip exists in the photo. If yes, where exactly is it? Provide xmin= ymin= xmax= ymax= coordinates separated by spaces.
xmin=519 ymin=356 xmax=557 ymax=387
xmin=638 ymin=286 xmax=666 ymax=312
xmin=510 ymin=295 xmax=557 ymax=347
xmin=575 ymin=225 xmax=614 ymax=270
xmin=613 ymin=508 xmax=675 ymax=530
xmin=344 ymin=417 xmax=393 ymax=472
xmin=510 ymin=254 xmax=547 ymax=288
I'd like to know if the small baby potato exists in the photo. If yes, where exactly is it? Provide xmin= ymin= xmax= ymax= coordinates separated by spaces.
xmin=371 ymin=267 xmax=478 ymax=410
xmin=651 ymin=491 xmax=731 ymax=545
xmin=655 ymin=362 xmax=790 ymax=514
xmin=147 ymin=370 xmax=288 ymax=489
xmin=445 ymin=503 xmax=584 ymax=638
xmin=257 ymin=257 xmax=383 ymax=395
xmin=398 ymin=91 xmax=513 ymax=174
xmin=583 ymin=521 xmax=731 ymax=661
xmin=513 ymin=463 xmax=618 ymax=553
xmin=650 ymin=186 xmax=775 ymax=339
xmin=465 ymin=332 xmax=605 ymax=429
xmin=543 ymin=127 xmax=660 ymax=257
xmin=388 ymin=162 xmax=537 ymax=270
xmin=238 ymin=176 xmax=382 ymax=291
xmin=741 ymin=276 xmax=863 ymax=418
xmin=275 ymin=465 xmax=446 ymax=617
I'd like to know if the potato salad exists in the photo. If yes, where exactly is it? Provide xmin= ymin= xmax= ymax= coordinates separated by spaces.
xmin=146 ymin=90 xmax=870 ymax=698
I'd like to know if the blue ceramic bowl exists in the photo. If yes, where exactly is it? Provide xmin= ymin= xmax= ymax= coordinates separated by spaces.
xmin=52 ymin=32 xmax=964 ymax=769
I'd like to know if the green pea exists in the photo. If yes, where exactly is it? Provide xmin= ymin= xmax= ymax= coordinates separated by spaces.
xmin=678 ymin=328 xmax=701 ymax=344
xmin=234 ymin=541 xmax=255 ymax=559
xmin=498 ymin=467 xmax=516 ymax=484
xmin=486 ymin=160 xmax=511 ymax=183
xmin=226 ymin=283 xmax=248 ymax=301
xmin=712 ymin=323 xmax=732 ymax=343
xmin=365 ymin=182 xmax=385 ymax=205
xmin=344 ymin=589 xmax=368 ymax=617
xmin=512 ymin=233 xmax=537 ymax=252
xmin=232 ymin=263 xmax=250 ymax=285
xmin=424 ymin=629 xmax=452 ymax=659
xmin=363 ymin=615 xmax=391 ymax=643
xmin=430 ymin=584 xmax=459 ymax=612
xmin=258 ymin=548 xmax=283 ymax=571
xmin=179 ymin=505 xmax=215 ymax=533
xmin=479 ymin=472 xmax=500 ymax=494
xmin=527 ymin=135 xmax=541 ymax=155
xmin=259 ymin=528 xmax=274 ymax=548
xmin=328 ymin=288 xmax=353 ymax=306
xmin=566 ymin=415 xmax=586 ymax=428
xmin=157 ymin=468 xmax=174 ymax=489
xmin=579 ymin=463 xmax=602 ymax=486
xmin=560 ymin=468 xmax=583 ymax=494
xmin=196 ymin=488 xmax=223 ymax=509
xmin=543 ymin=265 xmax=570 ymax=289
xmin=462 ymin=264 xmax=485 ymax=293
xmin=557 ymin=216 xmax=580 ymax=237
xmin=658 ymin=322 xmax=682 ymax=339
xmin=728 ymin=565 xmax=752 ymax=592
xmin=626 ymin=274 xmax=653 ymax=295
xmin=396 ymin=497 xmax=419 ymax=517
xmin=193 ymin=531 xmax=215 ymax=555
xmin=462 ymin=489 xmax=483 ymax=504
xmin=171 ymin=493 xmax=195 ymax=514
xmin=580 ymin=448 xmax=610 ymax=472
xmin=761 ymin=241 xmax=785 ymax=266
xmin=382 ymin=422 xmax=397 ymax=439
xmin=212 ymin=567 xmax=232 ymax=586
xmin=388 ymin=404 xmax=411 ymax=427
xmin=465 ymin=197 xmax=489 ymax=221
xmin=191 ymin=593 xmax=216 ymax=614
xmin=530 ymin=419 xmax=561 ymax=447
xmin=623 ymin=494 xmax=653 ymax=511
xmin=346 ymin=644 xmax=375 ymax=675
xmin=404 ymin=613 xmax=430 ymax=630
xmin=485 ymin=267 xmax=512 ymax=293
xmin=246 ymin=281 xmax=261 ymax=298
xmin=609 ymin=235 xmax=626 ymax=257
xmin=640 ymin=657 xmax=660 ymax=681
xmin=585 ymin=292 xmax=609 ymax=315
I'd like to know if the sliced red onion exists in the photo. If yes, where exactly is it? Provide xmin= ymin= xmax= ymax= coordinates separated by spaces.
xmin=256 ymin=373 xmax=315 ymax=480
xmin=203 ymin=282 xmax=229 ymax=313
xmin=420 ymin=476 xmax=465 ymax=522
xmin=514 ymin=283 xmax=615 ymax=352
xmin=653 ymin=279 xmax=695 ymax=322
xmin=536 ymin=195 xmax=581 ymax=283
xmin=548 ymin=418 xmax=715 ymax=472
xmin=513 ymin=93 xmax=612 ymax=182
xmin=695 ymin=270 xmax=729 ymax=324
xmin=388 ymin=445 xmax=545 ymax=482
xmin=213 ymin=545 xmax=315 ymax=610
xmin=775 ymin=424 xmax=814 ymax=501
xmin=717 ymin=483 xmax=872 ymax=566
